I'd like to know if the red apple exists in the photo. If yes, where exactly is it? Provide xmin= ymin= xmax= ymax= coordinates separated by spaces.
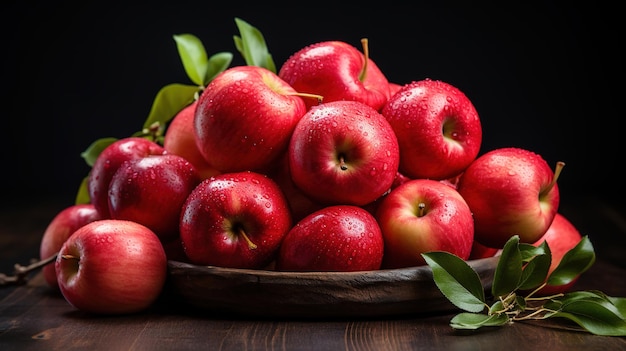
xmin=55 ymin=219 xmax=168 ymax=315
xmin=39 ymin=204 xmax=103 ymax=289
xmin=278 ymin=39 xmax=391 ymax=111
xmin=376 ymin=178 xmax=474 ymax=269
xmin=194 ymin=65 xmax=307 ymax=173
xmin=381 ymin=78 xmax=482 ymax=180
xmin=88 ymin=137 xmax=166 ymax=218
xmin=531 ymin=212 xmax=584 ymax=296
xmin=288 ymin=100 xmax=400 ymax=206
xmin=163 ymin=100 xmax=221 ymax=179
xmin=108 ymin=153 xmax=201 ymax=242
xmin=179 ymin=171 xmax=292 ymax=269
xmin=457 ymin=147 xmax=564 ymax=248
xmin=266 ymin=153 xmax=325 ymax=223
xmin=276 ymin=205 xmax=384 ymax=272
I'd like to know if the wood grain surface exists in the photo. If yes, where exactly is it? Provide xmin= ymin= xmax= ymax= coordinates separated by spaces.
xmin=1 ymin=198 xmax=625 ymax=350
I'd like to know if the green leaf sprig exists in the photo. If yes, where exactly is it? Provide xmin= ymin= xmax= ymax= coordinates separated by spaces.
xmin=75 ymin=18 xmax=269 ymax=205
xmin=423 ymin=235 xmax=626 ymax=336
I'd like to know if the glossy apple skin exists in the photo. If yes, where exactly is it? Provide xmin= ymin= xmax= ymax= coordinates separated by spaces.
xmin=531 ymin=213 xmax=583 ymax=296
xmin=276 ymin=205 xmax=384 ymax=272
xmin=266 ymin=153 xmax=325 ymax=223
xmin=108 ymin=154 xmax=201 ymax=242
xmin=88 ymin=137 xmax=166 ymax=218
xmin=288 ymin=100 xmax=400 ymax=206
xmin=194 ymin=66 xmax=307 ymax=173
xmin=55 ymin=219 xmax=168 ymax=315
xmin=382 ymin=79 xmax=482 ymax=180
xmin=457 ymin=147 xmax=560 ymax=248
xmin=39 ymin=204 xmax=103 ymax=289
xmin=376 ymin=179 xmax=474 ymax=269
xmin=279 ymin=40 xmax=390 ymax=111
xmin=163 ymin=100 xmax=220 ymax=180
xmin=179 ymin=171 xmax=292 ymax=269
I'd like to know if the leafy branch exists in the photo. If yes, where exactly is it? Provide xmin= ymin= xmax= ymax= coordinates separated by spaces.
xmin=74 ymin=18 xmax=272 ymax=205
xmin=423 ymin=235 xmax=626 ymax=336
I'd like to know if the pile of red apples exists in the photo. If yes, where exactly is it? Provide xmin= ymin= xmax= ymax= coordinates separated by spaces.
xmin=39 ymin=39 xmax=581 ymax=315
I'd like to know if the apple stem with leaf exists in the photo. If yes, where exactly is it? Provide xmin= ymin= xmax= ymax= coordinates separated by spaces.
xmin=422 ymin=235 xmax=626 ymax=337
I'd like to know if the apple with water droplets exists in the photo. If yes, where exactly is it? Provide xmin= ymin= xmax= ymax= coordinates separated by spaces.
xmin=276 ymin=205 xmax=384 ymax=272
xmin=376 ymin=178 xmax=475 ymax=268
xmin=382 ymin=78 xmax=482 ymax=180
xmin=179 ymin=171 xmax=292 ymax=269
xmin=55 ymin=219 xmax=168 ymax=315
xmin=87 ymin=137 xmax=166 ymax=218
xmin=457 ymin=147 xmax=563 ymax=248
xmin=288 ymin=100 xmax=400 ymax=207
xmin=194 ymin=65 xmax=307 ymax=173
xmin=108 ymin=153 xmax=201 ymax=242
xmin=278 ymin=39 xmax=391 ymax=112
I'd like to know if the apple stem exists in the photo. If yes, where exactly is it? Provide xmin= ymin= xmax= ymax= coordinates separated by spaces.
xmin=359 ymin=38 xmax=370 ymax=82
xmin=545 ymin=161 xmax=566 ymax=194
xmin=287 ymin=92 xmax=324 ymax=106
xmin=417 ymin=202 xmax=426 ymax=217
xmin=238 ymin=227 xmax=258 ymax=250
xmin=339 ymin=155 xmax=348 ymax=171
xmin=0 ymin=253 xmax=58 ymax=286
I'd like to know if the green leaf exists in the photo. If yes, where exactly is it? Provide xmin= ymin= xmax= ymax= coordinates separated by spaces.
xmin=517 ymin=242 xmax=551 ymax=291
xmin=205 ymin=52 xmax=234 ymax=84
xmin=422 ymin=252 xmax=486 ymax=313
xmin=548 ymin=298 xmax=626 ymax=336
xmin=608 ymin=296 xmax=626 ymax=318
xmin=492 ymin=235 xmax=522 ymax=297
xmin=547 ymin=235 xmax=596 ymax=286
xmin=74 ymin=176 xmax=90 ymax=205
xmin=450 ymin=312 xmax=510 ymax=330
xmin=547 ymin=290 xmax=626 ymax=320
xmin=173 ymin=34 xmax=210 ymax=86
xmin=233 ymin=17 xmax=276 ymax=72
xmin=80 ymin=137 xmax=118 ymax=167
xmin=142 ymin=83 xmax=199 ymax=131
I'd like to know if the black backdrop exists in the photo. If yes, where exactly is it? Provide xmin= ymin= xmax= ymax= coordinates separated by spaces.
xmin=3 ymin=3 xmax=622 ymax=210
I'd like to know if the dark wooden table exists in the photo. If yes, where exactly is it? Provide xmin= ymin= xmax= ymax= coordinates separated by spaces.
xmin=2 ymin=196 xmax=625 ymax=350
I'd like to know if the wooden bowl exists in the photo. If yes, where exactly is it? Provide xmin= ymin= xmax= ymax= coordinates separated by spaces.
xmin=166 ymin=256 xmax=498 ymax=318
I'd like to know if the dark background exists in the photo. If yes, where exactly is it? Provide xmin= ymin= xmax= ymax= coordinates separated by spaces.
xmin=2 ymin=3 xmax=622 ymax=211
